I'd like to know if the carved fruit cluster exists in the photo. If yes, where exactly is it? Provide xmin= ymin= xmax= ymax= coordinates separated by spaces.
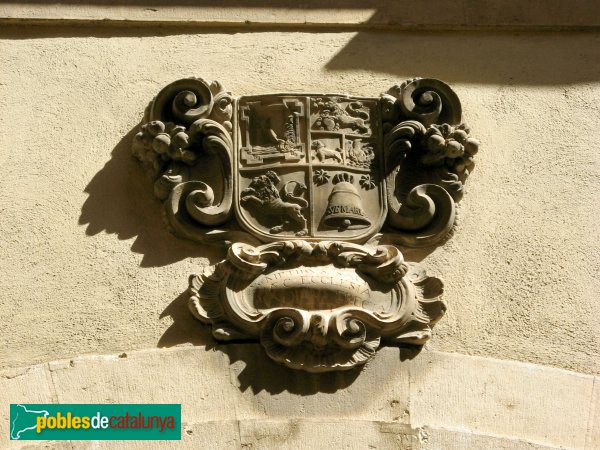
xmin=423 ymin=123 xmax=480 ymax=175
xmin=132 ymin=120 xmax=196 ymax=175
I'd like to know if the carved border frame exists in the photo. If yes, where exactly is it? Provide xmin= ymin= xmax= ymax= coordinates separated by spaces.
xmin=131 ymin=77 xmax=479 ymax=372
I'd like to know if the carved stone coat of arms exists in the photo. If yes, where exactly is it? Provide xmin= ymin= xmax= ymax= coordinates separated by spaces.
xmin=132 ymin=77 xmax=479 ymax=372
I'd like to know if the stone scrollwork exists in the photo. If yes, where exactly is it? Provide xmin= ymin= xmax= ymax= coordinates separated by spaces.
xmin=189 ymin=241 xmax=445 ymax=372
xmin=131 ymin=77 xmax=479 ymax=372
xmin=382 ymin=78 xmax=480 ymax=247
xmin=132 ymin=77 xmax=240 ymax=244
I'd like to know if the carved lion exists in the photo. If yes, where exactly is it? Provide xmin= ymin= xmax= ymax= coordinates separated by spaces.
xmin=322 ymin=101 xmax=370 ymax=133
xmin=240 ymin=171 xmax=308 ymax=236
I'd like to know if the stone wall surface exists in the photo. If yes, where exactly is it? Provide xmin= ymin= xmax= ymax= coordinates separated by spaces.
xmin=0 ymin=347 xmax=598 ymax=449
xmin=2 ymin=1 xmax=600 ymax=29
xmin=1 ymin=28 xmax=598 ymax=373
xmin=0 ymin=14 xmax=599 ymax=449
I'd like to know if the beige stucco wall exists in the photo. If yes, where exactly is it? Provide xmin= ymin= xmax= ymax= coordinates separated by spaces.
xmin=0 ymin=19 xmax=599 ymax=449
xmin=1 ymin=28 xmax=598 ymax=373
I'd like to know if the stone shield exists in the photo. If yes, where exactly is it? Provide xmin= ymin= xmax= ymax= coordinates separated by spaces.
xmin=234 ymin=94 xmax=387 ymax=243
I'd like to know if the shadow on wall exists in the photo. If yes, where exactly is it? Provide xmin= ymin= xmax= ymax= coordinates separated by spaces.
xmin=223 ymin=343 xmax=423 ymax=395
xmin=1 ymin=32 xmax=596 ymax=86
xmin=325 ymin=31 xmax=600 ymax=85
xmin=182 ymin=340 xmax=422 ymax=395
xmin=159 ymin=290 xmax=424 ymax=395
xmin=158 ymin=290 xmax=216 ymax=348
xmin=223 ymin=344 xmax=366 ymax=395
xmin=78 ymin=126 xmax=225 ymax=268
xmin=157 ymin=288 xmax=365 ymax=394
xmin=1 ymin=1 xmax=599 ymax=85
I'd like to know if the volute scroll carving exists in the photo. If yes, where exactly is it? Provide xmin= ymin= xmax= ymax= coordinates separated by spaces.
xmin=131 ymin=77 xmax=480 ymax=372
xmin=381 ymin=78 xmax=480 ymax=247
xmin=189 ymin=241 xmax=445 ymax=373
xmin=132 ymin=78 xmax=240 ymax=244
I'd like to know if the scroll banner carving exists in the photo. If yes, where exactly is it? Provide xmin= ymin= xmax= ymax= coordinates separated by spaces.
xmin=132 ymin=77 xmax=480 ymax=372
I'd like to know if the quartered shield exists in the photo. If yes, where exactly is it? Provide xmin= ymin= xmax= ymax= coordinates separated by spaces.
xmin=134 ymin=77 xmax=479 ymax=372
xmin=233 ymin=94 xmax=387 ymax=242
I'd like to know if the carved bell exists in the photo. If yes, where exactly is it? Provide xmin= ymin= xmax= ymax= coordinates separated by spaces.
xmin=323 ymin=174 xmax=371 ymax=230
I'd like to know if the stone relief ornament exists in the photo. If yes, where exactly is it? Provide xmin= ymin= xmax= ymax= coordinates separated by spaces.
xmin=132 ymin=77 xmax=480 ymax=372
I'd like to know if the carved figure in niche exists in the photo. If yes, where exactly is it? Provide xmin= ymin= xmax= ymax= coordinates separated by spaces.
xmin=311 ymin=140 xmax=343 ymax=163
xmin=313 ymin=99 xmax=370 ymax=133
xmin=240 ymin=171 xmax=308 ymax=236
xmin=346 ymin=139 xmax=375 ymax=168
xmin=249 ymin=111 xmax=300 ymax=156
